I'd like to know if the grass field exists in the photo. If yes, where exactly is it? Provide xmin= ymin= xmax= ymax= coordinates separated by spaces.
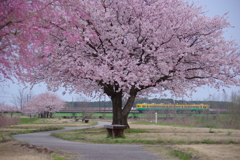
xmin=1 ymin=116 xmax=240 ymax=160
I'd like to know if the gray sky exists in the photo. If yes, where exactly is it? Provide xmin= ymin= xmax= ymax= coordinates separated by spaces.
xmin=1 ymin=0 xmax=240 ymax=105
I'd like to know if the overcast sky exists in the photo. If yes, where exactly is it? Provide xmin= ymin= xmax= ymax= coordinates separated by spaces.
xmin=1 ymin=0 xmax=240 ymax=105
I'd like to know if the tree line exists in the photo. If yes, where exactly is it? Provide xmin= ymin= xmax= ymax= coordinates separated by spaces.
xmin=65 ymin=98 xmax=233 ymax=109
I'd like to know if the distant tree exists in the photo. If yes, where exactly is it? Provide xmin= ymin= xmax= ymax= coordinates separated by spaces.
xmin=22 ymin=93 xmax=65 ymax=118
xmin=0 ymin=102 xmax=19 ymax=117
xmin=7 ymin=0 xmax=240 ymax=127
xmin=11 ymin=89 xmax=34 ymax=110
xmin=21 ymin=101 xmax=38 ymax=118
xmin=230 ymin=91 xmax=240 ymax=113
xmin=75 ymin=96 xmax=93 ymax=118
xmin=0 ymin=103 xmax=20 ymax=127
xmin=0 ymin=102 xmax=7 ymax=114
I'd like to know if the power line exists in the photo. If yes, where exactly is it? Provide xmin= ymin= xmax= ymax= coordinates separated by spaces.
xmin=0 ymin=95 xmax=13 ymax=98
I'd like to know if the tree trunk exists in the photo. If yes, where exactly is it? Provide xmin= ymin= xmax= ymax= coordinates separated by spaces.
xmin=111 ymin=88 xmax=138 ymax=128
xmin=111 ymin=91 xmax=124 ymax=125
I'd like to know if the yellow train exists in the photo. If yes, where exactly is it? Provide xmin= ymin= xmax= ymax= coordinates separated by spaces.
xmin=136 ymin=103 xmax=210 ymax=113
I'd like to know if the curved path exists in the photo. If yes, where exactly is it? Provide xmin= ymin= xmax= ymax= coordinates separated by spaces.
xmin=13 ymin=121 xmax=160 ymax=160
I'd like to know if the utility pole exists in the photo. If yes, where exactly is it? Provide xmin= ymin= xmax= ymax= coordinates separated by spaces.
xmin=72 ymin=97 xmax=73 ymax=108
xmin=104 ymin=95 xmax=106 ymax=116
xmin=98 ymin=97 xmax=100 ymax=112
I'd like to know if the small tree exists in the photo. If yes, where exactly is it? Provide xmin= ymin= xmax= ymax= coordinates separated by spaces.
xmin=76 ymin=96 xmax=93 ymax=119
xmin=229 ymin=91 xmax=240 ymax=116
xmin=11 ymin=89 xmax=35 ymax=110
xmin=21 ymin=101 xmax=38 ymax=118
xmin=23 ymin=93 xmax=65 ymax=118
xmin=0 ymin=102 xmax=19 ymax=117
xmin=5 ymin=105 xmax=19 ymax=118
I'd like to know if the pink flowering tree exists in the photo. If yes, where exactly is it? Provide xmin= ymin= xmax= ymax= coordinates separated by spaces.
xmin=0 ymin=102 xmax=19 ymax=117
xmin=22 ymin=93 xmax=65 ymax=118
xmin=21 ymin=100 xmax=38 ymax=118
xmin=5 ymin=105 xmax=19 ymax=118
xmin=1 ymin=0 xmax=87 ymax=84
xmin=0 ymin=102 xmax=19 ymax=127
xmin=0 ymin=102 xmax=7 ymax=114
xmin=7 ymin=0 xmax=240 ymax=127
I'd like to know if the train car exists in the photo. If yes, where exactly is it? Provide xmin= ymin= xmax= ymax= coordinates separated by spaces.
xmin=136 ymin=103 xmax=210 ymax=113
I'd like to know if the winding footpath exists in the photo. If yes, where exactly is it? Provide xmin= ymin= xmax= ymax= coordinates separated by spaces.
xmin=13 ymin=121 xmax=160 ymax=160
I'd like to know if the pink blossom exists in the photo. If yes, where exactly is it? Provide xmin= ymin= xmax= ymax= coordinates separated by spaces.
xmin=22 ymin=93 xmax=65 ymax=117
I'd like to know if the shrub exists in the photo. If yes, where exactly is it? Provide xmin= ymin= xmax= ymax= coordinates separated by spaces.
xmin=0 ymin=114 xmax=20 ymax=127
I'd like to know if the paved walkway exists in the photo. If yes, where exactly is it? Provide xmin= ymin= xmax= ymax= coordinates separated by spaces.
xmin=13 ymin=121 xmax=160 ymax=160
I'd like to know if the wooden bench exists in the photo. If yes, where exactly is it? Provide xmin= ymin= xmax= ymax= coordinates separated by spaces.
xmin=104 ymin=125 xmax=127 ymax=138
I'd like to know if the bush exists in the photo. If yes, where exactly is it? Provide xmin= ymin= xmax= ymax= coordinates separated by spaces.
xmin=0 ymin=114 xmax=20 ymax=127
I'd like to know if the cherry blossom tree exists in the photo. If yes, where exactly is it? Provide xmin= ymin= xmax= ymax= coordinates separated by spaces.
xmin=1 ymin=0 xmax=86 ymax=84
xmin=0 ymin=0 xmax=43 ymax=83
xmin=22 ymin=93 xmax=65 ymax=118
xmin=0 ymin=102 xmax=7 ymax=114
xmin=8 ymin=0 xmax=240 ymax=127
xmin=5 ymin=105 xmax=19 ymax=118
xmin=0 ymin=102 xmax=20 ymax=127
xmin=0 ymin=102 xmax=19 ymax=117
xmin=21 ymin=100 xmax=38 ymax=118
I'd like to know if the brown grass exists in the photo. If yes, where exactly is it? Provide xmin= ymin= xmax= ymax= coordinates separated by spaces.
xmin=129 ymin=123 xmax=240 ymax=143
xmin=0 ymin=141 xmax=81 ymax=160
xmin=0 ymin=141 xmax=53 ymax=160
xmin=174 ymin=144 xmax=240 ymax=160
xmin=143 ymin=145 xmax=182 ymax=160
xmin=130 ymin=122 xmax=240 ymax=160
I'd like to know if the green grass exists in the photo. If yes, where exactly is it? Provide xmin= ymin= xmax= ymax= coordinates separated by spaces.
xmin=9 ymin=126 xmax=63 ymax=135
xmin=209 ymin=128 xmax=215 ymax=133
xmin=0 ymin=126 xmax=63 ymax=144
xmin=227 ymin=131 xmax=232 ymax=136
xmin=125 ymin=128 xmax=150 ymax=134
xmin=51 ymin=132 xmax=80 ymax=141
xmin=52 ymin=153 xmax=66 ymax=160
xmin=51 ymin=128 xmax=238 ymax=145
xmin=133 ymin=121 xmax=195 ymax=128
xmin=20 ymin=118 xmax=40 ymax=124
xmin=172 ymin=150 xmax=191 ymax=160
